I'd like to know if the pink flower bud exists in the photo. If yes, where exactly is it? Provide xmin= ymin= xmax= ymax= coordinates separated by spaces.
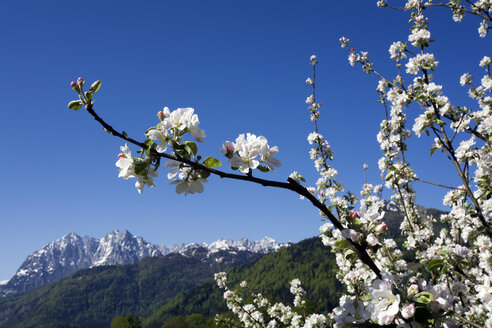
xmin=157 ymin=111 xmax=165 ymax=121
xmin=348 ymin=211 xmax=359 ymax=219
xmin=70 ymin=81 xmax=77 ymax=89
xmin=77 ymin=77 xmax=84 ymax=83
xmin=310 ymin=55 xmax=317 ymax=62
xmin=118 ymin=153 xmax=127 ymax=159
xmin=376 ymin=222 xmax=387 ymax=233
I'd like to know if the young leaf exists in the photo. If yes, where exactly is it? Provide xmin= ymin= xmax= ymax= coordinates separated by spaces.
xmin=256 ymin=165 xmax=270 ymax=173
xmin=203 ymin=156 xmax=222 ymax=168
xmin=184 ymin=141 xmax=198 ymax=156
xmin=68 ymin=100 xmax=83 ymax=110
xmin=89 ymin=80 xmax=101 ymax=93
xmin=200 ymin=170 xmax=211 ymax=179
xmin=426 ymin=258 xmax=444 ymax=271
xmin=134 ymin=162 xmax=147 ymax=175
xmin=415 ymin=292 xmax=433 ymax=304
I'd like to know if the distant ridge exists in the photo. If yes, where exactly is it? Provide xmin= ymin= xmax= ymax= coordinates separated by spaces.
xmin=0 ymin=230 xmax=290 ymax=297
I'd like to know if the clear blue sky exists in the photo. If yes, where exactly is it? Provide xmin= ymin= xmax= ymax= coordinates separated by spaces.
xmin=0 ymin=0 xmax=489 ymax=281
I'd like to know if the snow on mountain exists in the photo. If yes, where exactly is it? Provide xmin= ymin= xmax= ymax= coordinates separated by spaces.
xmin=383 ymin=200 xmax=401 ymax=212
xmin=0 ymin=230 xmax=289 ymax=297
xmin=0 ymin=281 xmax=7 ymax=286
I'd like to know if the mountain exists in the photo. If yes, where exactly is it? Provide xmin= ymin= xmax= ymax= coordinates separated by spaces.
xmin=0 ymin=247 xmax=264 ymax=328
xmin=0 ymin=237 xmax=337 ymax=328
xmin=0 ymin=230 xmax=289 ymax=298
xmin=143 ymin=237 xmax=340 ymax=328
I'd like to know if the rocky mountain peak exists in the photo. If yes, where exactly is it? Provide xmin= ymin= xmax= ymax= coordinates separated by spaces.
xmin=0 ymin=231 xmax=289 ymax=298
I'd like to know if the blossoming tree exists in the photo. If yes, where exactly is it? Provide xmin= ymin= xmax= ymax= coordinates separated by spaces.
xmin=68 ymin=0 xmax=491 ymax=327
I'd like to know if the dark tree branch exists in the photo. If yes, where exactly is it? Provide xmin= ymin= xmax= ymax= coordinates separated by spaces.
xmin=84 ymin=102 xmax=383 ymax=279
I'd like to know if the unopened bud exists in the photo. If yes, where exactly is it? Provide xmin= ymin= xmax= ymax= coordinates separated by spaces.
xmin=157 ymin=111 xmax=165 ymax=121
xmin=348 ymin=211 xmax=358 ymax=219
xmin=376 ymin=222 xmax=388 ymax=233
xmin=407 ymin=284 xmax=419 ymax=295
xmin=118 ymin=153 xmax=126 ymax=159
xmin=70 ymin=81 xmax=77 ymax=90
xmin=77 ymin=77 xmax=84 ymax=83
xmin=310 ymin=55 xmax=317 ymax=62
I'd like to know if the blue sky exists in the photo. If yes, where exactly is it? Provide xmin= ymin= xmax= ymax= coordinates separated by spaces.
xmin=0 ymin=0 xmax=489 ymax=281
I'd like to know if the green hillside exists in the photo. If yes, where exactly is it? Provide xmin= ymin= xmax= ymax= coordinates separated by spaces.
xmin=143 ymin=237 xmax=340 ymax=328
xmin=0 ymin=251 xmax=260 ymax=328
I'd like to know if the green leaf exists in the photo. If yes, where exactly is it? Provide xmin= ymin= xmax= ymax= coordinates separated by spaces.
xmin=334 ymin=238 xmax=351 ymax=250
xmin=89 ymin=80 xmax=101 ymax=93
xmin=415 ymin=291 xmax=433 ymax=304
xmin=84 ymin=91 xmax=93 ymax=100
xmin=200 ymin=170 xmax=211 ymax=179
xmin=68 ymin=100 xmax=83 ymax=110
xmin=203 ymin=156 xmax=222 ymax=168
xmin=144 ymin=139 xmax=154 ymax=147
xmin=436 ymin=250 xmax=448 ymax=257
xmin=256 ymin=165 xmax=270 ymax=172
xmin=184 ymin=141 xmax=198 ymax=156
xmin=426 ymin=258 xmax=444 ymax=271
xmin=430 ymin=146 xmax=437 ymax=156
xmin=134 ymin=162 xmax=147 ymax=175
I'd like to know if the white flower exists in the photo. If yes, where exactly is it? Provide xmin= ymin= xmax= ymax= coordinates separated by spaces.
xmin=401 ymin=303 xmax=415 ymax=319
xmin=260 ymin=142 xmax=281 ymax=171
xmin=455 ymin=136 xmax=476 ymax=161
xmin=171 ymin=177 xmax=207 ymax=195
xmin=341 ymin=229 xmax=360 ymax=242
xmin=478 ymin=20 xmax=488 ymax=37
xmin=115 ymin=144 xmax=135 ymax=179
xmin=146 ymin=127 xmax=169 ymax=153
xmin=405 ymin=53 xmax=438 ymax=75
xmin=460 ymin=73 xmax=471 ymax=86
xmin=388 ymin=41 xmax=407 ymax=60
xmin=482 ymin=75 xmax=492 ymax=90
xmin=366 ymin=233 xmax=380 ymax=246
xmin=359 ymin=203 xmax=385 ymax=222
xmin=303 ymin=314 xmax=326 ymax=328
xmin=480 ymin=56 xmax=491 ymax=67
xmin=187 ymin=113 xmax=206 ymax=142
xmin=369 ymin=280 xmax=400 ymax=325
xmin=333 ymin=296 xmax=370 ymax=325
xmin=229 ymin=133 xmax=280 ymax=174
xmin=164 ymin=160 xmax=185 ymax=180
xmin=135 ymin=166 xmax=158 ymax=194
xmin=408 ymin=28 xmax=430 ymax=47
xmin=163 ymin=107 xmax=206 ymax=142
xmin=307 ymin=132 xmax=321 ymax=144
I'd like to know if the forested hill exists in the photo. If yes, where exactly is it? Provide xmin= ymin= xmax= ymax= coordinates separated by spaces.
xmin=0 ymin=249 xmax=261 ymax=328
xmin=142 ymin=237 xmax=340 ymax=328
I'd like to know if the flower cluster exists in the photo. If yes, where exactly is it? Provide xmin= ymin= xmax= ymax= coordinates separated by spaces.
xmin=146 ymin=107 xmax=205 ymax=153
xmin=72 ymin=0 xmax=492 ymax=326
xmin=220 ymin=133 xmax=281 ymax=174
xmin=115 ymin=143 xmax=159 ymax=194
xmin=215 ymin=272 xmax=329 ymax=328
xmin=334 ymin=1 xmax=492 ymax=326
